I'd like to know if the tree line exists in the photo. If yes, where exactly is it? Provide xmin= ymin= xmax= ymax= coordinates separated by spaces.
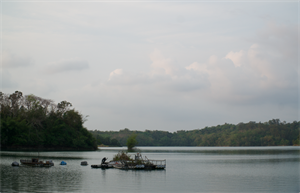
xmin=90 ymin=119 xmax=299 ymax=146
xmin=1 ymin=91 xmax=298 ymax=149
xmin=0 ymin=91 xmax=97 ymax=150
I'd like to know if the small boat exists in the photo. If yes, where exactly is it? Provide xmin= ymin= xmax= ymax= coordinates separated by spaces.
xmin=91 ymin=157 xmax=115 ymax=169
xmin=91 ymin=164 xmax=108 ymax=168
xmin=20 ymin=158 xmax=54 ymax=167
xmin=12 ymin=161 xmax=19 ymax=166
xmin=60 ymin=161 xmax=67 ymax=165
xmin=81 ymin=161 xmax=88 ymax=166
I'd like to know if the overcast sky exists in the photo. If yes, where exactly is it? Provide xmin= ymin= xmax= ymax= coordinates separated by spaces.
xmin=1 ymin=0 xmax=298 ymax=132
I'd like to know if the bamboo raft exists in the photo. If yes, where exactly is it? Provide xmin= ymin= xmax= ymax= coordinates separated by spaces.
xmin=113 ymin=153 xmax=166 ymax=170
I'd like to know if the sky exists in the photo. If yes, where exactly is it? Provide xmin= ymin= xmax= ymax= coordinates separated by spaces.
xmin=1 ymin=0 xmax=299 ymax=132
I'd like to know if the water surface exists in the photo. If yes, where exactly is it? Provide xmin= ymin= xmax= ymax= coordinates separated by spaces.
xmin=1 ymin=146 xmax=299 ymax=193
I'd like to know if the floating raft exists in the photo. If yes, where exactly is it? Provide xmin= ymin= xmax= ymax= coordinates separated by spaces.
xmin=20 ymin=158 xmax=54 ymax=167
xmin=91 ymin=164 xmax=108 ymax=169
xmin=91 ymin=161 xmax=120 ymax=169
xmin=91 ymin=154 xmax=166 ymax=170
xmin=113 ymin=153 xmax=166 ymax=170
xmin=113 ymin=160 xmax=166 ymax=170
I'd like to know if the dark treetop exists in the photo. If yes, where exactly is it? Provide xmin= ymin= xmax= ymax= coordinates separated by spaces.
xmin=0 ymin=91 xmax=97 ymax=151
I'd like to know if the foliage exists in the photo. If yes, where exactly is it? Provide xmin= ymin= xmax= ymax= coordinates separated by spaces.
xmin=127 ymin=133 xmax=137 ymax=150
xmin=90 ymin=119 xmax=299 ymax=147
xmin=113 ymin=151 xmax=132 ymax=161
xmin=293 ymin=132 xmax=300 ymax=146
xmin=90 ymin=132 xmax=121 ymax=147
xmin=0 ymin=91 xmax=97 ymax=150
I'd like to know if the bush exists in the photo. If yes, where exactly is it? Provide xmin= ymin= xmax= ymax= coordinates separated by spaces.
xmin=113 ymin=151 xmax=132 ymax=161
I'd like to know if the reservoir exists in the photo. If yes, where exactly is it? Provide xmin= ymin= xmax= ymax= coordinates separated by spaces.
xmin=1 ymin=146 xmax=299 ymax=192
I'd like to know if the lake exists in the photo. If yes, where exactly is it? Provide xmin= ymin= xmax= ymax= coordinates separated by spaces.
xmin=1 ymin=146 xmax=299 ymax=193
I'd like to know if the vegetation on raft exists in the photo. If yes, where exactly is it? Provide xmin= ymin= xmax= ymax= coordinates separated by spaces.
xmin=113 ymin=151 xmax=133 ymax=161
xmin=0 ymin=91 xmax=97 ymax=151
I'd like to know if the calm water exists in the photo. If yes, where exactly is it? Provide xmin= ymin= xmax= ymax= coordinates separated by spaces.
xmin=0 ymin=146 xmax=299 ymax=193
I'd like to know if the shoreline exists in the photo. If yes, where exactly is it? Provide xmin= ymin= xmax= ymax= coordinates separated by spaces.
xmin=0 ymin=146 xmax=97 ymax=151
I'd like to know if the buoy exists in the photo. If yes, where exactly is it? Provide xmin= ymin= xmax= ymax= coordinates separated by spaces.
xmin=12 ymin=161 xmax=19 ymax=166
xmin=60 ymin=161 xmax=67 ymax=165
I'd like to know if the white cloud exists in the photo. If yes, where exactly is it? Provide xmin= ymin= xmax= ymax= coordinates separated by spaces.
xmin=184 ymin=23 xmax=297 ymax=105
xmin=149 ymin=50 xmax=175 ymax=77
xmin=208 ymin=55 xmax=219 ymax=65
xmin=108 ymin=69 xmax=123 ymax=81
xmin=225 ymin=50 xmax=245 ymax=67
xmin=105 ymin=24 xmax=298 ymax=106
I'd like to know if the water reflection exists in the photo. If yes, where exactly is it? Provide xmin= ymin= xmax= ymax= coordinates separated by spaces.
xmin=1 ymin=165 xmax=83 ymax=192
xmin=1 ymin=147 xmax=299 ymax=193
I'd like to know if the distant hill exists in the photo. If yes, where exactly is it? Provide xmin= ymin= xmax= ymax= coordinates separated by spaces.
xmin=0 ymin=91 xmax=97 ymax=151
xmin=90 ymin=119 xmax=299 ymax=147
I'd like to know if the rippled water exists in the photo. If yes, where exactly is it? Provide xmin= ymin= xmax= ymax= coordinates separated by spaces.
xmin=1 ymin=146 xmax=299 ymax=193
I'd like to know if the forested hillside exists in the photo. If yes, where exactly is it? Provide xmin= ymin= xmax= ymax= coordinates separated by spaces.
xmin=1 ymin=90 xmax=298 ymax=149
xmin=0 ymin=91 xmax=97 ymax=150
xmin=90 ymin=119 xmax=299 ymax=146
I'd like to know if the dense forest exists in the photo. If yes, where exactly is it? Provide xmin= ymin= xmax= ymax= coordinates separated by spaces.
xmin=1 ymin=91 xmax=299 ymax=149
xmin=0 ymin=91 xmax=97 ymax=150
xmin=90 ymin=119 xmax=299 ymax=147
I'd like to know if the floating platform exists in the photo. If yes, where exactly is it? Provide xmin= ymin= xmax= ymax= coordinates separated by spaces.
xmin=20 ymin=159 xmax=54 ymax=167
xmin=113 ymin=153 xmax=166 ymax=170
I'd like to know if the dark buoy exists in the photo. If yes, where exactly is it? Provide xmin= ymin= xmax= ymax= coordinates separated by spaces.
xmin=12 ymin=161 xmax=19 ymax=166
xmin=81 ymin=161 xmax=88 ymax=166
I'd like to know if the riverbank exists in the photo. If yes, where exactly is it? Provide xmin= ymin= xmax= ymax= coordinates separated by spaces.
xmin=0 ymin=146 xmax=97 ymax=151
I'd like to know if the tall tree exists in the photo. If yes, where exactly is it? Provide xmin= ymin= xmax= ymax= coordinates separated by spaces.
xmin=127 ymin=134 xmax=137 ymax=150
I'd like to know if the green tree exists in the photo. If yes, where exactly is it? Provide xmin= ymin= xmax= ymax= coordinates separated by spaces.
xmin=126 ymin=134 xmax=137 ymax=150
xmin=0 ymin=91 xmax=97 ymax=150
xmin=293 ymin=135 xmax=299 ymax=145
xmin=111 ymin=138 xmax=121 ymax=146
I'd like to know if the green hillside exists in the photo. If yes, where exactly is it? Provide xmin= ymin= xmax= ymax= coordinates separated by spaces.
xmin=90 ymin=119 xmax=299 ymax=146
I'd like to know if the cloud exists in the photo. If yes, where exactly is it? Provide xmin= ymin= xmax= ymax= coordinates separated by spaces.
xmin=185 ymin=25 xmax=298 ymax=106
xmin=45 ymin=58 xmax=89 ymax=74
xmin=149 ymin=50 xmax=175 ymax=77
xmin=107 ymin=70 xmax=156 ymax=86
xmin=2 ymin=51 xmax=34 ymax=68
xmin=225 ymin=50 xmax=245 ymax=67
xmin=106 ymin=50 xmax=211 ymax=92
xmin=256 ymin=22 xmax=298 ymax=60
xmin=105 ymin=22 xmax=298 ymax=107
xmin=108 ymin=69 xmax=123 ymax=81
xmin=105 ymin=20 xmax=298 ymax=109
